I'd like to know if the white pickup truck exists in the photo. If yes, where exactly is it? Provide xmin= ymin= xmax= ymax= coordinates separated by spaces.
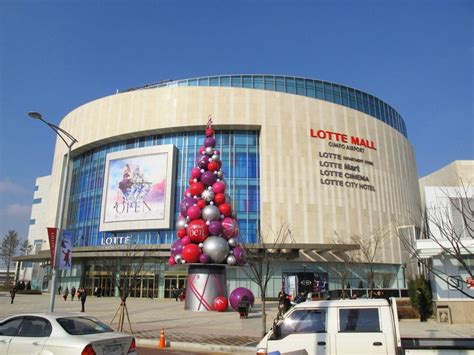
xmin=256 ymin=298 xmax=474 ymax=355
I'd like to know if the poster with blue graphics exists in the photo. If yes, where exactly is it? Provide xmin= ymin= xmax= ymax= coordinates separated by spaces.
xmin=59 ymin=230 xmax=73 ymax=271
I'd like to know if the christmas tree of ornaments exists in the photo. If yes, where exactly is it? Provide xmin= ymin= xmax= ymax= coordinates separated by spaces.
xmin=169 ymin=118 xmax=247 ymax=268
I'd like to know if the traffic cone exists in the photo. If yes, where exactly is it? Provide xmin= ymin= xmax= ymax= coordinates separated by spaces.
xmin=158 ymin=328 xmax=166 ymax=348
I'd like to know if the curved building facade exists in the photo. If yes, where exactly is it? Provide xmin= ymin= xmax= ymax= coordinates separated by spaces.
xmin=26 ymin=75 xmax=420 ymax=298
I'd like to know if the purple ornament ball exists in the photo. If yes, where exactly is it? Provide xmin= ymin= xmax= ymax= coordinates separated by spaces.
xmin=199 ymin=253 xmax=210 ymax=264
xmin=208 ymin=220 xmax=222 ymax=236
xmin=233 ymin=246 xmax=246 ymax=265
xmin=180 ymin=197 xmax=197 ymax=216
xmin=198 ymin=159 xmax=209 ymax=170
xmin=204 ymin=137 xmax=216 ymax=148
xmin=201 ymin=171 xmax=217 ymax=186
xmin=170 ymin=239 xmax=184 ymax=256
xmin=229 ymin=287 xmax=255 ymax=311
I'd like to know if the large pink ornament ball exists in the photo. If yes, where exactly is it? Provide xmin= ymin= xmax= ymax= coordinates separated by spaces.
xmin=182 ymin=243 xmax=202 ymax=263
xmin=232 ymin=246 xmax=247 ymax=265
xmin=229 ymin=288 xmax=255 ymax=311
xmin=191 ymin=168 xmax=202 ymax=179
xmin=212 ymin=296 xmax=228 ymax=312
xmin=181 ymin=235 xmax=191 ymax=245
xmin=187 ymin=205 xmax=202 ymax=221
xmin=168 ymin=256 xmax=176 ymax=266
xmin=222 ymin=217 xmax=239 ymax=239
xmin=212 ymin=181 xmax=226 ymax=194
xmin=187 ymin=219 xmax=209 ymax=243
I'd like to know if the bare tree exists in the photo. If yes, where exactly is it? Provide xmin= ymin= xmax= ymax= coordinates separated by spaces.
xmin=351 ymin=229 xmax=387 ymax=296
xmin=328 ymin=232 xmax=361 ymax=298
xmin=1 ymin=230 xmax=20 ymax=286
xmin=242 ymin=224 xmax=295 ymax=337
xmin=398 ymin=183 xmax=474 ymax=298
xmin=20 ymin=240 xmax=32 ymax=256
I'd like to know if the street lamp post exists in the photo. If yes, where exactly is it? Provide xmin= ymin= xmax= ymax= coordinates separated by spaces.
xmin=28 ymin=111 xmax=77 ymax=313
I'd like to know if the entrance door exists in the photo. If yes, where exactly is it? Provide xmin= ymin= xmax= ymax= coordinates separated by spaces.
xmin=164 ymin=276 xmax=186 ymax=298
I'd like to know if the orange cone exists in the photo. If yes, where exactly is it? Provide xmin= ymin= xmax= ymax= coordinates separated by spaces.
xmin=158 ymin=328 xmax=166 ymax=348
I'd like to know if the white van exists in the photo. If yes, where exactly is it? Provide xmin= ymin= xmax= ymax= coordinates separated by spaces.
xmin=256 ymin=298 xmax=474 ymax=355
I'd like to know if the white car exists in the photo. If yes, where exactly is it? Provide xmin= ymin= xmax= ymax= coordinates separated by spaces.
xmin=0 ymin=313 xmax=137 ymax=355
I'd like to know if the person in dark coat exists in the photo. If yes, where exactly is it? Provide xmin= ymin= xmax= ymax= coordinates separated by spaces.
xmin=238 ymin=295 xmax=250 ymax=319
xmin=71 ymin=286 xmax=76 ymax=301
xmin=417 ymin=288 xmax=429 ymax=322
xmin=63 ymin=287 xmax=69 ymax=301
xmin=80 ymin=287 xmax=87 ymax=312
xmin=10 ymin=287 xmax=17 ymax=304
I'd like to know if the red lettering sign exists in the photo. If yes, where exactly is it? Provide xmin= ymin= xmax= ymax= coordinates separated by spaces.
xmin=47 ymin=227 xmax=57 ymax=268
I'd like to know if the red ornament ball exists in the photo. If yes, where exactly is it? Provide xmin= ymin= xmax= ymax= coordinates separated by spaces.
xmin=206 ymin=127 xmax=214 ymax=137
xmin=187 ymin=205 xmax=201 ymax=220
xmin=219 ymin=203 xmax=232 ymax=217
xmin=190 ymin=182 xmax=205 ymax=196
xmin=196 ymin=199 xmax=207 ymax=209
xmin=214 ymin=193 xmax=226 ymax=205
xmin=208 ymin=161 xmax=220 ymax=172
xmin=177 ymin=228 xmax=186 ymax=239
xmin=212 ymin=296 xmax=228 ymax=312
xmin=182 ymin=244 xmax=202 ymax=263
xmin=187 ymin=219 xmax=209 ymax=243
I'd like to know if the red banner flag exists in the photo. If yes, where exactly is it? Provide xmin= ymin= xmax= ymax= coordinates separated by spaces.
xmin=47 ymin=227 xmax=58 ymax=268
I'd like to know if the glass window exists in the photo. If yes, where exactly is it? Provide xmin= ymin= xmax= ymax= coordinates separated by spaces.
xmin=339 ymin=308 xmax=380 ymax=332
xmin=333 ymin=84 xmax=342 ymax=104
xmin=315 ymin=81 xmax=324 ymax=100
xmin=242 ymin=76 xmax=252 ymax=88
xmin=0 ymin=317 xmax=23 ymax=336
xmin=188 ymin=79 xmax=197 ymax=87
xmin=286 ymin=77 xmax=296 ymax=94
xmin=231 ymin=76 xmax=241 ymax=88
xmin=32 ymin=198 xmax=42 ymax=204
xmin=209 ymin=77 xmax=219 ymax=87
xmin=220 ymin=76 xmax=230 ymax=87
xmin=18 ymin=317 xmax=52 ymax=337
xmin=34 ymin=185 xmax=39 ymax=191
xmin=264 ymin=76 xmax=275 ymax=91
xmin=198 ymin=77 xmax=209 ymax=86
xmin=305 ymin=80 xmax=315 ymax=98
xmin=29 ymin=219 xmax=36 ymax=225
xmin=275 ymin=77 xmax=285 ymax=92
xmin=296 ymin=78 xmax=305 ymax=95
xmin=57 ymin=316 xmax=113 ymax=335
xmin=253 ymin=76 xmax=264 ymax=89
xmin=324 ymin=82 xmax=333 ymax=102
xmin=279 ymin=309 xmax=326 ymax=339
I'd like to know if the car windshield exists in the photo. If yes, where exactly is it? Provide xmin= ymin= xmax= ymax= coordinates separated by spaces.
xmin=57 ymin=316 xmax=114 ymax=335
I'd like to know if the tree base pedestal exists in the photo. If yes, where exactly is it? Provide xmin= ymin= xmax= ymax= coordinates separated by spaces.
xmin=185 ymin=264 xmax=227 ymax=311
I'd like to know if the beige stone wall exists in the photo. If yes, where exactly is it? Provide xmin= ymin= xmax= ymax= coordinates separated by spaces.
xmin=435 ymin=300 xmax=474 ymax=324
xmin=46 ymin=86 xmax=420 ymax=264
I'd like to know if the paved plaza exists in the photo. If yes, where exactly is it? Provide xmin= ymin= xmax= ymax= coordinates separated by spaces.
xmin=1 ymin=292 xmax=473 ymax=353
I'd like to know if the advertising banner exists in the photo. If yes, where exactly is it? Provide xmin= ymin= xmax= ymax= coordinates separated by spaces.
xmin=46 ymin=227 xmax=57 ymax=267
xmin=59 ymin=230 xmax=73 ymax=271
xmin=99 ymin=145 xmax=176 ymax=231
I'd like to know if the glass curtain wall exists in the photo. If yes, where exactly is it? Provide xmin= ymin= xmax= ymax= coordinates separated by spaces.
xmin=67 ymin=130 xmax=260 ymax=247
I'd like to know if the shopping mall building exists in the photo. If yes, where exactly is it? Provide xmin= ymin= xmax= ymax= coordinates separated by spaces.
xmin=18 ymin=75 xmax=421 ymax=299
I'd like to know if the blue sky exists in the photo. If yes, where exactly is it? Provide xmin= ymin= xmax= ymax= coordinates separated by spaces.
xmin=0 ymin=0 xmax=473 ymax=242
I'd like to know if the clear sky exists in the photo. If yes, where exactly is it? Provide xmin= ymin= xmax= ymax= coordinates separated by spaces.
xmin=0 ymin=0 xmax=473 ymax=242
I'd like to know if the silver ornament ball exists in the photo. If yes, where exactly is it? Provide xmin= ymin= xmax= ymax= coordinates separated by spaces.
xmin=228 ymin=238 xmax=238 ymax=247
xmin=226 ymin=255 xmax=237 ymax=265
xmin=205 ymin=146 xmax=214 ymax=155
xmin=202 ymin=236 xmax=230 ymax=263
xmin=201 ymin=189 xmax=215 ymax=202
xmin=202 ymin=205 xmax=220 ymax=221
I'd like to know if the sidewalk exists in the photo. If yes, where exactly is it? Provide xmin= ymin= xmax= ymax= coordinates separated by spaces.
xmin=1 ymin=292 xmax=473 ymax=353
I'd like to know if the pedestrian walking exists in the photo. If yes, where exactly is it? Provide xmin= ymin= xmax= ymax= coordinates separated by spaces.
xmin=80 ymin=287 xmax=87 ymax=312
xmin=417 ymin=288 xmax=429 ymax=322
xmin=10 ymin=287 xmax=17 ymax=304
xmin=71 ymin=286 xmax=76 ymax=301
xmin=63 ymin=287 xmax=69 ymax=301
xmin=58 ymin=285 xmax=62 ymax=295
